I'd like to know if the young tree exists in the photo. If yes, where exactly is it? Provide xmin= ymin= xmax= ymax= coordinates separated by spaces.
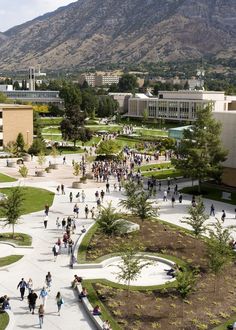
xmin=134 ymin=191 xmax=157 ymax=223
xmin=142 ymin=108 xmax=148 ymax=124
xmin=37 ymin=151 xmax=46 ymax=168
xmin=172 ymin=104 xmax=228 ymax=192
xmin=19 ymin=165 xmax=28 ymax=179
xmin=181 ymin=197 xmax=209 ymax=237
xmin=16 ymin=133 xmax=25 ymax=153
xmin=116 ymin=242 xmax=151 ymax=296
xmin=207 ymin=219 xmax=234 ymax=292
xmin=73 ymin=161 xmax=80 ymax=182
xmin=175 ymin=267 xmax=198 ymax=324
xmin=96 ymin=202 xmax=124 ymax=236
xmin=118 ymin=74 xmax=138 ymax=93
xmin=1 ymin=187 xmax=25 ymax=238
xmin=50 ymin=146 xmax=59 ymax=164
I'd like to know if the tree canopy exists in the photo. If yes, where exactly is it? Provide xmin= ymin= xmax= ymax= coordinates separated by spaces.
xmin=118 ymin=74 xmax=138 ymax=92
xmin=172 ymin=104 xmax=228 ymax=191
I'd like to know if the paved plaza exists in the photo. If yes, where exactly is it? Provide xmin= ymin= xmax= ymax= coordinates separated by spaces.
xmin=0 ymin=154 xmax=235 ymax=329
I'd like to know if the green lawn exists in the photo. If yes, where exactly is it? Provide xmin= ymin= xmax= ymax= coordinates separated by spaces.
xmin=115 ymin=137 xmax=138 ymax=148
xmin=0 ymin=187 xmax=54 ymax=216
xmin=39 ymin=117 xmax=62 ymax=126
xmin=0 ymin=255 xmax=23 ymax=268
xmin=42 ymin=126 xmax=60 ymax=134
xmin=43 ymin=134 xmax=101 ymax=147
xmin=135 ymin=128 xmax=168 ymax=137
xmin=0 ymin=233 xmax=32 ymax=246
xmin=0 ymin=173 xmax=16 ymax=183
xmin=181 ymin=185 xmax=236 ymax=205
xmin=0 ymin=311 xmax=9 ymax=330
xmin=57 ymin=147 xmax=84 ymax=154
xmin=142 ymin=169 xmax=182 ymax=179
xmin=135 ymin=162 xmax=172 ymax=172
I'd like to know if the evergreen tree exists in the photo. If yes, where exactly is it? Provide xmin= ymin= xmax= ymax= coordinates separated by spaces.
xmin=172 ymin=104 xmax=228 ymax=192
xmin=16 ymin=133 xmax=25 ymax=153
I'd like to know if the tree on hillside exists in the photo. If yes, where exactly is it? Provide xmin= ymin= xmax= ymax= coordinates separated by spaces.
xmin=1 ymin=187 xmax=25 ymax=238
xmin=118 ymin=74 xmax=138 ymax=93
xmin=181 ymin=196 xmax=209 ymax=238
xmin=172 ymin=104 xmax=228 ymax=192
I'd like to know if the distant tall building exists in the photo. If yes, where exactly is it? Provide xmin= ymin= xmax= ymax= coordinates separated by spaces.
xmin=28 ymin=67 xmax=35 ymax=91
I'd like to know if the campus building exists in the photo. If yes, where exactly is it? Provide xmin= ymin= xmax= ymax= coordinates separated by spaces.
xmin=79 ymin=73 xmax=121 ymax=87
xmin=1 ymin=90 xmax=63 ymax=107
xmin=0 ymin=104 xmax=33 ymax=148
xmin=213 ymin=112 xmax=236 ymax=187
xmin=128 ymin=91 xmax=233 ymax=121
xmin=108 ymin=93 xmax=132 ymax=113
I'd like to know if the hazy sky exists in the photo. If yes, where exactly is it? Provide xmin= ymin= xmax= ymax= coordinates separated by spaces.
xmin=0 ymin=0 xmax=77 ymax=32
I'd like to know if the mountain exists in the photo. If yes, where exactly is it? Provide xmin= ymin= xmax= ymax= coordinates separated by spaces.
xmin=0 ymin=0 xmax=236 ymax=71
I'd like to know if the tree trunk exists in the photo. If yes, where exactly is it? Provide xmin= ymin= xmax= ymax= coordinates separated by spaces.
xmin=12 ymin=224 xmax=15 ymax=239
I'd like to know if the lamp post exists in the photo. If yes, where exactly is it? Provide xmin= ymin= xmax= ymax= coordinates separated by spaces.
xmin=26 ymin=130 xmax=29 ymax=146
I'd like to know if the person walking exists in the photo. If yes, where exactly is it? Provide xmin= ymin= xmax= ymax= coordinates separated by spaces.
xmin=85 ymin=205 xmax=89 ymax=219
xmin=27 ymin=290 xmax=38 ymax=314
xmin=17 ymin=278 xmax=27 ymax=300
xmin=52 ymin=243 xmax=59 ymax=261
xmin=163 ymin=190 xmax=167 ymax=202
xmin=171 ymin=195 xmax=175 ymax=208
xmin=44 ymin=204 xmax=49 ymax=216
xmin=62 ymin=218 xmax=66 ymax=230
xmin=38 ymin=304 xmax=45 ymax=328
xmin=45 ymin=272 xmax=52 ymax=291
xmin=39 ymin=287 xmax=48 ymax=307
xmin=69 ymin=192 xmax=73 ymax=203
xmin=61 ymin=184 xmax=65 ymax=195
xmin=56 ymin=185 xmax=60 ymax=194
xmin=43 ymin=215 xmax=48 ymax=229
xmin=221 ymin=210 xmax=226 ymax=222
xmin=81 ymin=190 xmax=86 ymax=203
xmin=63 ymin=156 xmax=66 ymax=165
xmin=100 ymin=190 xmax=105 ymax=202
xmin=56 ymin=292 xmax=64 ymax=316
xmin=178 ymin=193 xmax=183 ymax=203
xmin=27 ymin=278 xmax=33 ymax=294
xmin=210 ymin=204 xmax=215 ymax=216
xmin=91 ymin=207 xmax=95 ymax=219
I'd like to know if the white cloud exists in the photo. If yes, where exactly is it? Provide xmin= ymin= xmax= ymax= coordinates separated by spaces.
xmin=0 ymin=0 xmax=77 ymax=32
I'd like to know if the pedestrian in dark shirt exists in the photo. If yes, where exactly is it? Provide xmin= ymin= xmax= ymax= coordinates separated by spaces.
xmin=17 ymin=278 xmax=27 ymax=300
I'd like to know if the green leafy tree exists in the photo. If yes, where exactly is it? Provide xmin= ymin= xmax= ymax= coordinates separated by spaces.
xmin=5 ymin=141 xmax=17 ymax=155
xmin=97 ymin=96 xmax=118 ymax=118
xmin=0 ymin=92 xmax=9 ymax=103
xmin=1 ymin=187 xmax=25 ymax=238
xmin=81 ymin=91 xmax=99 ymax=117
xmin=60 ymin=106 xmax=92 ymax=147
xmin=96 ymin=202 xmax=124 ymax=236
xmin=28 ymin=138 xmax=46 ymax=155
xmin=16 ymin=133 xmax=25 ymax=153
xmin=207 ymin=219 xmax=234 ymax=291
xmin=96 ymin=140 xmax=121 ymax=157
xmin=116 ymin=242 xmax=151 ymax=296
xmin=134 ymin=191 xmax=157 ymax=223
xmin=59 ymin=83 xmax=82 ymax=109
xmin=33 ymin=111 xmax=42 ymax=138
xmin=172 ymin=104 xmax=228 ymax=192
xmin=142 ymin=108 xmax=148 ymax=124
xmin=118 ymin=74 xmax=138 ymax=92
xmin=181 ymin=197 xmax=209 ymax=237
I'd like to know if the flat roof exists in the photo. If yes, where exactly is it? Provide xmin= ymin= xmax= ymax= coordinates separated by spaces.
xmin=0 ymin=103 xmax=33 ymax=109
xmin=159 ymin=90 xmax=225 ymax=94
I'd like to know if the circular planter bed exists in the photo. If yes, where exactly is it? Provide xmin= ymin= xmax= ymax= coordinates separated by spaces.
xmin=72 ymin=181 xmax=82 ymax=189
xmin=22 ymin=154 xmax=31 ymax=162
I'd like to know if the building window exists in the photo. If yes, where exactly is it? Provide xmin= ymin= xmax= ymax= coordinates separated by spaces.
xmin=0 ymin=140 xmax=3 ymax=147
xmin=0 ymin=112 xmax=2 ymax=118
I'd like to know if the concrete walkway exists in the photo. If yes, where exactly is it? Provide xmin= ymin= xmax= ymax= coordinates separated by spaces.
xmin=0 ymin=155 xmax=236 ymax=330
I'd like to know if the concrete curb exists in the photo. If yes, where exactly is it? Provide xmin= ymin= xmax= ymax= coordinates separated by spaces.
xmin=0 ymin=242 xmax=33 ymax=249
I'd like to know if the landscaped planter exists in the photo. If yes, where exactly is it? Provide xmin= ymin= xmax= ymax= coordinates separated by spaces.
xmin=49 ymin=164 xmax=59 ymax=170
xmin=72 ymin=182 xmax=82 ymax=189
xmin=86 ymin=173 xmax=93 ymax=180
xmin=22 ymin=154 xmax=31 ymax=162
xmin=80 ymin=177 xmax=87 ymax=184
xmin=7 ymin=161 xmax=16 ymax=168
xmin=35 ymin=170 xmax=44 ymax=177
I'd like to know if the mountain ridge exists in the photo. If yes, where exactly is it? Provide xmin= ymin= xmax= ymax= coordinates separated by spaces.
xmin=0 ymin=0 xmax=236 ymax=71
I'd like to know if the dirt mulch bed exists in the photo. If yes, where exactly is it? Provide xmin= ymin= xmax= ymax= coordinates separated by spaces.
xmin=86 ymin=218 xmax=236 ymax=329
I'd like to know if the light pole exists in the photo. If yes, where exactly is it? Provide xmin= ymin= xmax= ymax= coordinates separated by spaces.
xmin=26 ymin=130 xmax=29 ymax=146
